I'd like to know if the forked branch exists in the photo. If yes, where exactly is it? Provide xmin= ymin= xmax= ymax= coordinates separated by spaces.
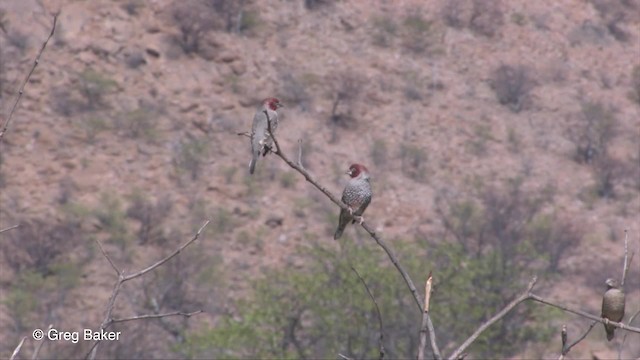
xmin=85 ymin=220 xmax=210 ymax=359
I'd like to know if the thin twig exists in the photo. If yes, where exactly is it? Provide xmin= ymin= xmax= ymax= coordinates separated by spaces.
xmin=0 ymin=224 xmax=20 ymax=234
xmin=618 ymin=309 xmax=640 ymax=360
xmin=9 ymin=337 xmax=26 ymax=360
xmin=418 ymin=272 xmax=434 ymax=360
xmin=338 ymin=353 xmax=354 ymax=360
xmin=558 ymin=325 xmax=567 ymax=360
xmin=528 ymin=294 xmax=640 ymax=333
xmin=109 ymin=310 xmax=203 ymax=325
xmin=297 ymin=139 xmax=305 ymax=168
xmin=258 ymin=110 xmax=443 ymax=358
xmin=95 ymin=239 xmax=121 ymax=276
xmin=86 ymin=220 xmax=210 ymax=359
xmin=559 ymin=321 xmax=597 ymax=359
xmin=123 ymin=220 xmax=210 ymax=281
xmin=448 ymin=277 xmax=538 ymax=360
xmin=0 ymin=13 xmax=58 ymax=142
xmin=351 ymin=266 xmax=384 ymax=360
xmin=621 ymin=229 xmax=633 ymax=287
xmin=32 ymin=323 xmax=53 ymax=360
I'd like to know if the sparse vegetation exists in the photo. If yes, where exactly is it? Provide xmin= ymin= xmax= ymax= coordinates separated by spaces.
xmin=95 ymin=192 xmax=132 ymax=253
xmin=566 ymin=101 xmax=617 ymax=165
xmin=279 ymin=171 xmax=298 ymax=189
xmin=172 ymin=136 xmax=210 ymax=181
xmin=490 ymin=64 xmax=535 ymax=112
xmin=304 ymin=0 xmax=335 ymax=10
xmin=79 ymin=68 xmax=118 ymax=110
xmin=170 ymin=0 xmax=251 ymax=54
xmin=400 ymin=143 xmax=429 ymax=182
xmin=370 ymin=138 xmax=388 ymax=167
xmin=328 ymin=71 xmax=363 ymax=141
xmin=371 ymin=15 xmax=397 ymax=47
xmin=122 ymin=0 xmax=145 ymax=16
xmin=126 ymin=191 xmax=172 ymax=244
xmin=120 ymin=105 xmax=160 ymax=141
xmin=629 ymin=65 xmax=640 ymax=105
xmin=443 ymin=0 xmax=504 ymax=37
xmin=401 ymin=11 xmax=442 ymax=55
xmin=7 ymin=30 xmax=28 ymax=52
xmin=279 ymin=71 xmax=312 ymax=111
xmin=79 ymin=116 xmax=109 ymax=142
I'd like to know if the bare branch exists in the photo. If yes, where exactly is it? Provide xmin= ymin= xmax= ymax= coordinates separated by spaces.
xmin=123 ymin=220 xmax=210 ymax=281
xmin=32 ymin=324 xmax=53 ymax=360
xmin=109 ymin=310 xmax=203 ymax=325
xmin=297 ymin=139 xmax=305 ymax=169
xmin=351 ymin=266 xmax=384 ymax=360
xmin=338 ymin=353 xmax=354 ymax=360
xmin=448 ymin=277 xmax=538 ymax=360
xmin=528 ymin=294 xmax=640 ymax=333
xmin=86 ymin=220 xmax=210 ymax=359
xmin=9 ymin=337 xmax=26 ymax=360
xmin=0 ymin=224 xmax=20 ymax=234
xmin=418 ymin=272 xmax=434 ymax=360
xmin=0 ymin=13 xmax=58 ymax=142
xmin=559 ymin=321 xmax=597 ymax=359
xmin=558 ymin=325 xmax=567 ymax=360
xmin=95 ymin=239 xmax=121 ymax=276
xmin=621 ymin=229 xmax=634 ymax=287
xmin=259 ymin=111 xmax=442 ymax=358
xmin=619 ymin=309 xmax=640 ymax=359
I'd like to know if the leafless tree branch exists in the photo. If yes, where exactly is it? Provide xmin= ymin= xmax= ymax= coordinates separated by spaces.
xmin=253 ymin=110 xmax=442 ymax=358
xmin=351 ymin=266 xmax=384 ymax=360
xmin=559 ymin=325 xmax=567 ymax=360
xmin=338 ymin=353 xmax=354 ymax=360
xmin=0 ymin=224 xmax=20 ymax=234
xmin=109 ymin=310 xmax=203 ymax=325
xmin=297 ymin=139 xmax=305 ymax=168
xmin=95 ymin=239 xmax=121 ymax=276
xmin=86 ymin=220 xmax=210 ymax=359
xmin=621 ymin=229 xmax=634 ymax=287
xmin=619 ymin=309 xmax=640 ymax=360
xmin=0 ymin=13 xmax=58 ymax=142
xmin=528 ymin=294 xmax=640 ymax=333
xmin=558 ymin=321 xmax=597 ymax=360
xmin=9 ymin=337 xmax=26 ymax=360
xmin=32 ymin=323 xmax=53 ymax=360
xmin=449 ymin=277 xmax=538 ymax=360
xmin=418 ymin=272 xmax=434 ymax=360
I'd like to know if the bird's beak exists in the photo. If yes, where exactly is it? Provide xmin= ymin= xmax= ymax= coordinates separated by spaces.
xmin=278 ymin=103 xmax=284 ymax=108
xmin=345 ymin=170 xmax=352 ymax=176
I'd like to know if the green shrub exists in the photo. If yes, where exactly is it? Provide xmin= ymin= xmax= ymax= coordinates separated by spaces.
xmin=79 ymin=68 xmax=118 ymax=109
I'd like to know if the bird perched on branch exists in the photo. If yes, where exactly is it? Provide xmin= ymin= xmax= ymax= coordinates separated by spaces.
xmin=249 ymin=97 xmax=283 ymax=174
xmin=601 ymin=278 xmax=625 ymax=341
xmin=334 ymin=163 xmax=372 ymax=240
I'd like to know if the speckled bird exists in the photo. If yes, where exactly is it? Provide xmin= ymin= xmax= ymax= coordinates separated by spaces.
xmin=249 ymin=97 xmax=283 ymax=174
xmin=334 ymin=163 xmax=372 ymax=240
xmin=601 ymin=278 xmax=625 ymax=341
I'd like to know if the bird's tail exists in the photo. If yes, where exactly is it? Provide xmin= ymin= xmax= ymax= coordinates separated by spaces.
xmin=249 ymin=151 xmax=259 ymax=174
xmin=333 ymin=210 xmax=350 ymax=240
xmin=605 ymin=324 xmax=615 ymax=341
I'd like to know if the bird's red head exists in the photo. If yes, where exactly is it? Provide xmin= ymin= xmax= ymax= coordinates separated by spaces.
xmin=263 ymin=98 xmax=283 ymax=111
xmin=347 ymin=163 xmax=369 ymax=178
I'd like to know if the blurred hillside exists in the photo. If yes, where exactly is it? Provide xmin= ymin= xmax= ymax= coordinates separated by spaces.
xmin=0 ymin=0 xmax=639 ymax=358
